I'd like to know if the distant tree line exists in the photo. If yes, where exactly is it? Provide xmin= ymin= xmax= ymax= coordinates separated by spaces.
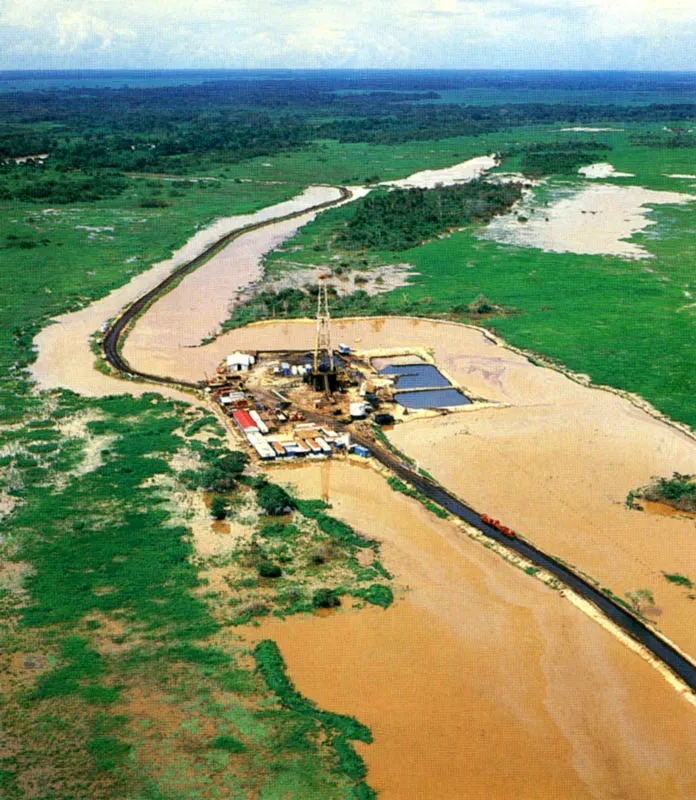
xmin=629 ymin=133 xmax=696 ymax=148
xmin=500 ymin=139 xmax=614 ymax=177
xmin=1 ymin=77 xmax=696 ymax=174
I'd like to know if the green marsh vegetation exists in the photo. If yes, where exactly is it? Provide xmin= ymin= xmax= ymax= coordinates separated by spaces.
xmin=204 ymin=481 xmax=395 ymax=627
xmin=0 ymin=392 xmax=391 ymax=797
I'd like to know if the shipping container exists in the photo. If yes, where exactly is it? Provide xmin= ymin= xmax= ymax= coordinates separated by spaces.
xmin=249 ymin=410 xmax=269 ymax=434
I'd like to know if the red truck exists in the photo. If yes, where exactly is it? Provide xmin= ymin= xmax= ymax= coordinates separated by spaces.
xmin=480 ymin=514 xmax=516 ymax=539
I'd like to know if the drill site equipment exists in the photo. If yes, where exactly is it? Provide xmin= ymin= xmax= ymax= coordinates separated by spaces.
xmin=310 ymin=273 xmax=339 ymax=395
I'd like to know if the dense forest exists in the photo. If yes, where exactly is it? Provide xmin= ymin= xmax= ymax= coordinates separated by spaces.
xmin=500 ymin=140 xmax=614 ymax=177
xmin=1 ymin=74 xmax=696 ymax=179
xmin=338 ymin=180 xmax=524 ymax=251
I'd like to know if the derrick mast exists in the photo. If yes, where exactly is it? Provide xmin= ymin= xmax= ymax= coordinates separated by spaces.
xmin=313 ymin=274 xmax=334 ymax=373
xmin=311 ymin=273 xmax=337 ymax=395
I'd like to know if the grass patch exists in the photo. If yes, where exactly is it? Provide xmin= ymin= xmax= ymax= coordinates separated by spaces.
xmin=663 ymin=572 xmax=693 ymax=588
xmin=386 ymin=476 xmax=449 ymax=519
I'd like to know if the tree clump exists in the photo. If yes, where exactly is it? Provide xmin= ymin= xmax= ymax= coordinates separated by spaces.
xmin=337 ymin=180 xmax=524 ymax=252
xmin=631 ymin=472 xmax=696 ymax=513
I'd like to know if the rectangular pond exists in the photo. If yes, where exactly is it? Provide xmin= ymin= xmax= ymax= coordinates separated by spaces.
xmin=394 ymin=388 xmax=472 ymax=409
xmin=379 ymin=363 xmax=451 ymax=390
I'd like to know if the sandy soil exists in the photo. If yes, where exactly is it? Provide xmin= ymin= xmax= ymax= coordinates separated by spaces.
xmin=483 ymin=183 xmax=694 ymax=258
xmin=262 ymin=262 xmax=417 ymax=298
xmin=487 ymin=170 xmax=541 ymax=186
xmin=381 ymin=154 xmax=498 ymax=189
xmin=667 ymin=174 xmax=696 ymax=179
xmin=579 ymin=162 xmax=635 ymax=179
xmin=29 ymin=186 xmax=343 ymax=400
xmin=246 ymin=461 xmax=696 ymax=800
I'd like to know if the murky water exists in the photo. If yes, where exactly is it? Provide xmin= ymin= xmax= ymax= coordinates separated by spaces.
xmin=379 ymin=363 xmax=451 ymax=389
xmin=394 ymin=387 xmax=472 ymax=408
xmin=247 ymin=462 xmax=696 ymax=800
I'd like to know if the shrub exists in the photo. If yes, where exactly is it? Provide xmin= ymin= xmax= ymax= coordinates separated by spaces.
xmin=210 ymin=495 xmax=227 ymax=520
xmin=260 ymin=521 xmax=298 ymax=539
xmin=353 ymin=584 xmax=393 ymax=609
xmin=256 ymin=482 xmax=294 ymax=515
xmin=312 ymin=588 xmax=341 ymax=609
xmin=634 ymin=472 xmax=696 ymax=512
xmin=210 ymin=735 xmax=246 ymax=753
xmin=257 ymin=561 xmax=282 ymax=579
xmin=333 ymin=735 xmax=367 ymax=781
xmin=468 ymin=293 xmax=494 ymax=315
xmin=663 ymin=572 xmax=693 ymax=588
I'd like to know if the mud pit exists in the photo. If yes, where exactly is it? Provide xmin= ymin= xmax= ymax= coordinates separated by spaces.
xmin=248 ymin=462 xmax=696 ymax=800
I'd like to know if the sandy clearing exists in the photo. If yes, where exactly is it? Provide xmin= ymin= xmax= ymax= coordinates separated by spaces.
xmin=29 ymin=186 xmax=342 ymax=400
xmin=486 ymin=170 xmax=541 ymax=186
xmin=263 ymin=262 xmax=417 ymax=299
xmin=667 ymin=174 xmax=696 ymax=179
xmin=381 ymin=154 xmax=498 ymax=189
xmin=579 ymin=162 xmax=635 ymax=179
xmin=483 ymin=182 xmax=693 ymax=258
xmin=247 ymin=461 xmax=696 ymax=800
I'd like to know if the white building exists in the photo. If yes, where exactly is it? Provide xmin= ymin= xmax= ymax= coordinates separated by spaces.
xmin=226 ymin=352 xmax=255 ymax=372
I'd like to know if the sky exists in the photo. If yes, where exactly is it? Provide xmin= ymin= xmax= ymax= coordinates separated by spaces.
xmin=1 ymin=0 xmax=695 ymax=72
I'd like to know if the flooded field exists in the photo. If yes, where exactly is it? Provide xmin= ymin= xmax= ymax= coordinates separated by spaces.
xmin=198 ymin=317 xmax=696 ymax=662
xmin=247 ymin=462 xmax=696 ymax=799
xmin=26 ymin=158 xmax=696 ymax=797
xmin=482 ymin=183 xmax=694 ymax=258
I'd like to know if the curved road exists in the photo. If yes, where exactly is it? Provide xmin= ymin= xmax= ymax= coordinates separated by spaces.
xmin=102 ymin=186 xmax=351 ymax=386
xmin=101 ymin=187 xmax=696 ymax=698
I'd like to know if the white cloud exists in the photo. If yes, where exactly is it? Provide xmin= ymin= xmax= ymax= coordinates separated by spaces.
xmin=1 ymin=0 xmax=696 ymax=69
xmin=56 ymin=9 xmax=134 ymax=51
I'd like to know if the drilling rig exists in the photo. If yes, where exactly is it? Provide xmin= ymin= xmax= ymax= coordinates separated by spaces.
xmin=311 ymin=274 xmax=338 ymax=395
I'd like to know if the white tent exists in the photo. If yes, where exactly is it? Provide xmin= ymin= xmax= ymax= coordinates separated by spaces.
xmin=226 ymin=352 xmax=255 ymax=372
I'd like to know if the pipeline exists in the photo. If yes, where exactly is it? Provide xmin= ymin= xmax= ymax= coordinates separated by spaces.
xmin=350 ymin=430 xmax=696 ymax=695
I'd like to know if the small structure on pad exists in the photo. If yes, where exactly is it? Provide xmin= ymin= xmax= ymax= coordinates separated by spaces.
xmin=226 ymin=351 xmax=255 ymax=373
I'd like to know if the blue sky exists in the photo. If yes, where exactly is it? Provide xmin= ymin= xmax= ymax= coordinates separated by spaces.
xmin=1 ymin=0 xmax=694 ymax=71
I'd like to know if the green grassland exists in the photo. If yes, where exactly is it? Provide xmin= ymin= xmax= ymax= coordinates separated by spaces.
xmin=0 ymin=389 xmax=391 ymax=798
xmin=246 ymin=124 xmax=696 ymax=428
